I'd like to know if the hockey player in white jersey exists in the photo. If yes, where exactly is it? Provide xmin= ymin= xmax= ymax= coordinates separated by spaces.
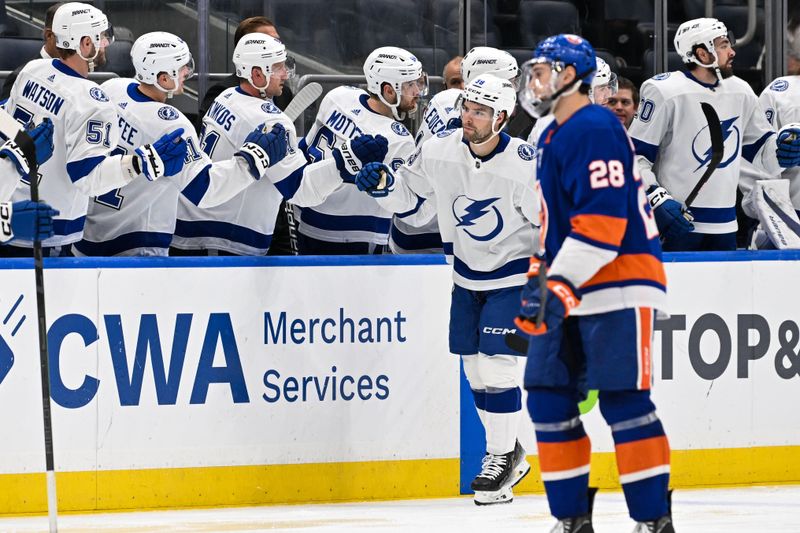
xmin=355 ymin=74 xmax=537 ymax=505
xmin=1 ymin=2 xmax=189 ymax=257
xmin=294 ymin=46 xmax=426 ymax=255
xmin=629 ymin=17 xmax=800 ymax=251
xmin=74 ymin=32 xmax=290 ymax=256
xmin=172 ymin=34 xmax=388 ymax=256
xmin=389 ymin=47 xmax=519 ymax=255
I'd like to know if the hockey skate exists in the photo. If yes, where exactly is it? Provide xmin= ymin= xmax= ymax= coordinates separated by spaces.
xmin=472 ymin=440 xmax=531 ymax=506
xmin=632 ymin=490 xmax=675 ymax=533
xmin=548 ymin=487 xmax=598 ymax=533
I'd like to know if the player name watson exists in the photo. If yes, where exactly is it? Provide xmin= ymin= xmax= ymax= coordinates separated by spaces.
xmin=264 ymin=308 xmax=408 ymax=344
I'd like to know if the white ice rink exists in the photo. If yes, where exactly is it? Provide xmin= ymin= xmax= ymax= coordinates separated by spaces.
xmin=0 ymin=485 xmax=798 ymax=532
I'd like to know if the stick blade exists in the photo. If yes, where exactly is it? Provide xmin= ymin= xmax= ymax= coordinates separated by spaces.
xmin=283 ymin=82 xmax=323 ymax=122
xmin=504 ymin=332 xmax=529 ymax=355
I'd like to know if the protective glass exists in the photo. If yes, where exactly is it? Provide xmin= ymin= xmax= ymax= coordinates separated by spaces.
xmin=99 ymin=25 xmax=115 ymax=48
xmin=590 ymin=72 xmax=618 ymax=105
xmin=400 ymin=73 xmax=429 ymax=97
xmin=271 ymin=56 xmax=296 ymax=79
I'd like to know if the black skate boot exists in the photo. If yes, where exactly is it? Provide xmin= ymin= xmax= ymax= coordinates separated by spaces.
xmin=632 ymin=490 xmax=675 ymax=533
xmin=549 ymin=487 xmax=598 ymax=533
xmin=472 ymin=440 xmax=530 ymax=506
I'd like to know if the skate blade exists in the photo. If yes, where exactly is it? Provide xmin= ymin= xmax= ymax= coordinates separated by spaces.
xmin=473 ymin=487 xmax=513 ymax=506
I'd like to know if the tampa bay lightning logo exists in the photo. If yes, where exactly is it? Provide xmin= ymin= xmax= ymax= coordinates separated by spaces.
xmin=691 ymin=115 xmax=740 ymax=171
xmin=452 ymin=195 xmax=504 ymax=241
xmin=391 ymin=122 xmax=410 ymax=136
xmin=437 ymin=129 xmax=456 ymax=138
xmin=770 ymin=79 xmax=789 ymax=92
xmin=89 ymin=87 xmax=109 ymax=102
xmin=157 ymin=106 xmax=179 ymax=120
xmin=653 ymin=72 xmax=671 ymax=81
xmin=261 ymin=101 xmax=281 ymax=114
xmin=517 ymin=144 xmax=535 ymax=161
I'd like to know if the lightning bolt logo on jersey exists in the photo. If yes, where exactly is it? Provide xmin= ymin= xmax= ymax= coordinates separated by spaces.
xmin=630 ymin=70 xmax=780 ymax=235
xmin=452 ymin=196 xmax=504 ymax=241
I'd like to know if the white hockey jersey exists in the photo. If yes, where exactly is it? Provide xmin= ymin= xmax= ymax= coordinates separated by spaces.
xmin=173 ymin=86 xmax=342 ymax=255
xmin=74 ymin=80 xmax=261 ymax=256
xmin=629 ymin=70 xmax=781 ymax=234
xmin=375 ymin=129 xmax=539 ymax=290
xmin=740 ymin=76 xmax=800 ymax=211
xmin=5 ymin=59 xmax=140 ymax=247
xmin=296 ymin=86 xmax=415 ymax=246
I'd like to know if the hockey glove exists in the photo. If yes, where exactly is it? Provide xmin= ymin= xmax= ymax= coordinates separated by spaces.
xmin=332 ymin=134 xmax=389 ymax=182
xmin=0 ymin=118 xmax=55 ymax=178
xmin=446 ymin=116 xmax=462 ymax=130
xmin=647 ymin=185 xmax=694 ymax=241
xmin=515 ymin=274 xmax=581 ymax=335
xmin=355 ymin=161 xmax=395 ymax=198
xmin=776 ymin=123 xmax=800 ymax=168
xmin=135 ymin=128 xmax=187 ymax=181
xmin=0 ymin=201 xmax=59 ymax=243
xmin=236 ymin=123 xmax=288 ymax=179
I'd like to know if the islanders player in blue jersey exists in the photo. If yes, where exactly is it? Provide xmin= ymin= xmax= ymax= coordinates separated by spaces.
xmin=516 ymin=35 xmax=674 ymax=533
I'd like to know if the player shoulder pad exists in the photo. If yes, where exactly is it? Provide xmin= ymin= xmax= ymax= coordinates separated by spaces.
xmin=89 ymin=86 xmax=110 ymax=102
xmin=260 ymin=100 xmax=282 ymax=114
xmin=768 ymin=78 xmax=790 ymax=92
xmin=391 ymin=121 xmax=411 ymax=137
xmin=652 ymin=72 xmax=671 ymax=81
xmin=157 ymin=105 xmax=181 ymax=121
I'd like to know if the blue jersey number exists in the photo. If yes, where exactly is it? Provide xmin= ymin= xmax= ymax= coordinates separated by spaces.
xmin=95 ymin=146 xmax=127 ymax=210
xmin=638 ymin=99 xmax=655 ymax=123
xmin=199 ymin=125 xmax=220 ymax=158
xmin=86 ymin=120 xmax=112 ymax=147
xmin=12 ymin=105 xmax=34 ymax=128
xmin=185 ymin=136 xmax=203 ymax=163
xmin=306 ymin=126 xmax=336 ymax=162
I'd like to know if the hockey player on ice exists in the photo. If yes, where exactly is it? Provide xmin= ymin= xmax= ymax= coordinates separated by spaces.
xmin=391 ymin=46 xmax=519 ymax=255
xmin=74 ymin=32 xmax=290 ymax=257
xmin=516 ymin=33 xmax=673 ymax=533
xmin=2 ymin=2 xmax=189 ymax=257
xmin=354 ymin=74 xmax=537 ymax=506
xmin=294 ymin=46 xmax=426 ymax=255
xmin=0 ymin=118 xmax=59 ymax=244
xmin=629 ymin=17 xmax=800 ymax=251
xmin=172 ymin=34 xmax=388 ymax=256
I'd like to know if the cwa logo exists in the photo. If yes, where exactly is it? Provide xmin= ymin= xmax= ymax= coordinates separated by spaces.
xmin=451 ymin=195 xmax=504 ymax=241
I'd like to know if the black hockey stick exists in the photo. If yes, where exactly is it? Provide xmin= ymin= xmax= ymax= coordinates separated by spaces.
xmin=684 ymin=102 xmax=724 ymax=209
xmin=0 ymin=111 xmax=57 ymax=531
xmin=504 ymin=254 xmax=548 ymax=355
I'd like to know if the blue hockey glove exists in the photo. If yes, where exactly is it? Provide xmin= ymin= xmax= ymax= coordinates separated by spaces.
xmin=332 ymin=134 xmax=388 ymax=182
xmin=776 ymin=123 xmax=800 ymax=168
xmin=355 ymin=161 xmax=395 ymax=198
xmin=0 ymin=118 xmax=55 ymax=178
xmin=515 ymin=274 xmax=581 ymax=335
xmin=0 ymin=201 xmax=59 ymax=243
xmin=236 ymin=123 xmax=288 ymax=179
xmin=647 ymin=185 xmax=694 ymax=241
xmin=135 ymin=128 xmax=187 ymax=181
xmin=446 ymin=116 xmax=462 ymax=130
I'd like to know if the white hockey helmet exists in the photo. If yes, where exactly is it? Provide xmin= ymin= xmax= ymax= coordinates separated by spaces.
xmin=363 ymin=46 xmax=428 ymax=120
xmin=674 ymin=17 xmax=730 ymax=70
xmin=233 ymin=33 xmax=295 ymax=97
xmin=457 ymin=74 xmax=516 ymax=141
xmin=131 ymin=32 xmax=194 ymax=99
xmin=52 ymin=2 xmax=114 ymax=71
xmin=589 ymin=57 xmax=618 ymax=105
xmin=461 ymin=47 xmax=520 ymax=86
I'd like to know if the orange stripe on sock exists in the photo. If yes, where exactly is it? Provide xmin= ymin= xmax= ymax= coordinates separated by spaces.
xmin=615 ymin=435 xmax=670 ymax=477
xmin=538 ymin=435 xmax=591 ymax=474
xmin=639 ymin=307 xmax=653 ymax=390
xmin=571 ymin=214 xmax=627 ymax=247
xmin=583 ymin=253 xmax=667 ymax=289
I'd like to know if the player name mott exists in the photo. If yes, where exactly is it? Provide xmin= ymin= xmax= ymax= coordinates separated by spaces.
xmin=264 ymin=308 xmax=408 ymax=345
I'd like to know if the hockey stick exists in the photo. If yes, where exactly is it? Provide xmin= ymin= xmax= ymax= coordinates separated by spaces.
xmin=684 ymin=102 xmax=724 ymax=209
xmin=0 ymin=110 xmax=58 ymax=532
xmin=282 ymin=82 xmax=323 ymax=255
xmin=503 ymin=254 xmax=546 ymax=356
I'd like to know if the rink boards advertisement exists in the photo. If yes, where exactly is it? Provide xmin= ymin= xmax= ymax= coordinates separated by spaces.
xmin=0 ymin=252 xmax=799 ymax=513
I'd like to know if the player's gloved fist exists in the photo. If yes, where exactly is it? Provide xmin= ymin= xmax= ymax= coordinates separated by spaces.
xmin=647 ymin=185 xmax=694 ymax=241
xmin=0 ymin=118 xmax=55 ymax=178
xmin=446 ymin=116 xmax=462 ymax=130
xmin=333 ymin=134 xmax=388 ymax=182
xmin=776 ymin=123 xmax=800 ymax=168
xmin=135 ymin=128 xmax=187 ymax=181
xmin=0 ymin=201 xmax=59 ymax=243
xmin=355 ymin=162 xmax=395 ymax=198
xmin=514 ymin=275 xmax=581 ymax=336
xmin=236 ymin=123 xmax=288 ymax=179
